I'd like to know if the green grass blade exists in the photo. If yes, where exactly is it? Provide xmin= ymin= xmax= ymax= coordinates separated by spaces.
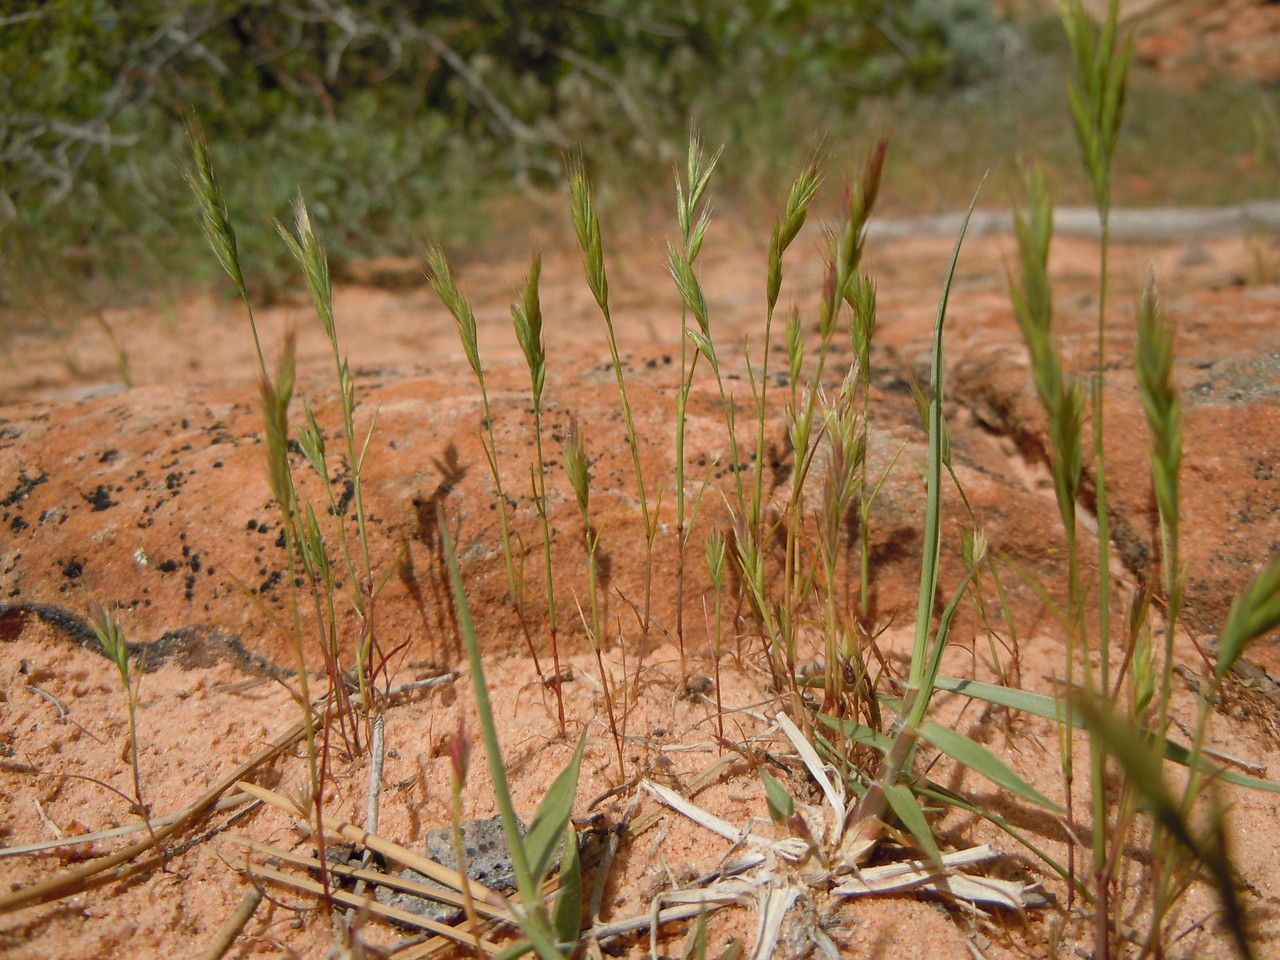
xmin=761 ymin=769 xmax=796 ymax=824
xmin=1216 ymin=554 xmax=1280 ymax=683
xmin=494 ymin=941 xmax=534 ymax=960
xmin=815 ymin=712 xmax=892 ymax=754
xmin=1075 ymin=693 xmax=1255 ymax=960
xmin=440 ymin=513 xmax=566 ymax=959
xmin=934 ymin=676 xmax=1280 ymax=794
xmin=438 ymin=516 xmax=535 ymax=894
xmin=917 ymin=721 xmax=1062 ymax=812
xmin=551 ymin=823 xmax=582 ymax=946
xmin=525 ymin=730 xmax=588 ymax=887
xmin=883 ymin=782 xmax=942 ymax=868
xmin=910 ymin=176 xmax=987 ymax=687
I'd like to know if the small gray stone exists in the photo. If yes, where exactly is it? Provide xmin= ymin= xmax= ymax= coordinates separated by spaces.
xmin=377 ymin=815 xmax=525 ymax=925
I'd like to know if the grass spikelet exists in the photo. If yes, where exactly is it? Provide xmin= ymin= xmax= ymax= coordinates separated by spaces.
xmin=425 ymin=245 xmax=482 ymax=381
xmin=276 ymin=195 xmax=335 ymax=344
xmin=1010 ymin=165 xmax=1083 ymax=536
xmin=563 ymin=416 xmax=589 ymax=517
xmin=1215 ymin=556 xmax=1280 ymax=684
xmin=567 ymin=157 xmax=608 ymax=315
xmin=1135 ymin=273 xmax=1181 ymax=564
xmin=184 ymin=117 xmax=265 ymax=376
xmin=1061 ymin=0 xmax=1132 ymax=212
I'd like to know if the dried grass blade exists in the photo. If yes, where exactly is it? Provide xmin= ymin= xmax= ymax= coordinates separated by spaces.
xmin=640 ymin=780 xmax=746 ymax=843
xmin=753 ymin=883 xmax=801 ymax=960
xmin=834 ymin=844 xmax=1035 ymax=908
xmin=1 ymin=791 xmax=255 ymax=858
xmin=0 ymin=719 xmax=306 ymax=915
xmin=775 ymin=712 xmax=844 ymax=827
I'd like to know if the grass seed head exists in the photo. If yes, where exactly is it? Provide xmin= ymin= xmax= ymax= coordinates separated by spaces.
xmin=89 ymin=606 xmax=130 ymax=688
xmin=277 ymin=194 xmax=336 ymax=345
xmin=425 ymin=244 xmax=483 ymax=380
xmin=184 ymin=118 xmax=246 ymax=298
xmin=260 ymin=331 xmax=299 ymax=517
xmin=511 ymin=254 xmax=546 ymax=400
xmin=1216 ymin=554 xmax=1280 ymax=683
xmin=567 ymin=157 xmax=609 ymax=312
xmin=704 ymin=528 xmax=727 ymax=591
xmin=1135 ymin=273 xmax=1181 ymax=543
xmin=1061 ymin=0 xmax=1132 ymax=210
xmin=786 ymin=306 xmax=804 ymax=386
xmin=563 ymin=415 xmax=590 ymax=516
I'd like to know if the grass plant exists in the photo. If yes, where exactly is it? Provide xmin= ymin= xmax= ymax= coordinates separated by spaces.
xmin=187 ymin=122 xmax=327 ymax=854
xmin=427 ymin=245 xmax=544 ymax=679
xmin=88 ymin=607 xmax=159 ymax=852
xmin=1061 ymin=0 xmax=1131 ymax=920
xmin=278 ymin=196 xmax=381 ymax=716
xmin=567 ymin=159 xmax=658 ymax=639
xmin=562 ymin=417 xmax=626 ymax=779
xmin=672 ymin=132 xmax=723 ymax=676
xmin=511 ymin=254 xmax=568 ymax=735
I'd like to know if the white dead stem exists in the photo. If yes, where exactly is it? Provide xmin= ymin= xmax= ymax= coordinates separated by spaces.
xmin=1 ymin=791 xmax=255 ymax=857
xmin=584 ymin=886 xmax=744 ymax=942
xmin=753 ymin=881 xmax=802 ymax=960
xmin=776 ymin=712 xmax=845 ymax=829
xmin=641 ymin=780 xmax=754 ymax=845
xmin=835 ymin=845 xmax=1036 ymax=909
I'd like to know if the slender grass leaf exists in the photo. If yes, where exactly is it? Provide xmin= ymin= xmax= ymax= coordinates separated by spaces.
xmin=494 ymin=940 xmax=534 ymax=960
xmin=441 ymin=515 xmax=566 ymax=960
xmin=687 ymin=909 xmax=708 ymax=960
xmin=911 ymin=177 xmax=985 ymax=686
xmin=883 ymin=783 xmax=942 ymax=869
xmin=761 ymin=770 xmax=795 ymax=825
xmin=815 ymin=713 xmax=892 ymax=754
xmin=551 ymin=823 xmax=582 ymax=946
xmin=918 ymin=721 xmax=1062 ymax=812
xmin=933 ymin=677 xmax=1280 ymax=794
xmin=526 ymin=730 xmax=588 ymax=887
xmin=1075 ymin=693 xmax=1255 ymax=960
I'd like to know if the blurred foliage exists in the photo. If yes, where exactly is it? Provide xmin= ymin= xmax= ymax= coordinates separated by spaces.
xmin=0 ymin=0 xmax=1004 ymax=305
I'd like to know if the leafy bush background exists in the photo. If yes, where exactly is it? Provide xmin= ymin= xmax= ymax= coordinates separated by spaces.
xmin=1 ymin=0 xmax=1002 ymax=302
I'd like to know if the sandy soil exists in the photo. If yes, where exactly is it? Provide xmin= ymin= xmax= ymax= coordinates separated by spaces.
xmin=2 ymin=216 xmax=1279 ymax=959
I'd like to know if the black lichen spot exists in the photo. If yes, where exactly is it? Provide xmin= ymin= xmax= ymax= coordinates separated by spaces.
xmin=10 ymin=515 xmax=27 ymax=533
xmin=157 ymin=559 xmax=180 ymax=573
xmin=62 ymin=559 xmax=84 ymax=580
xmin=333 ymin=478 xmax=355 ymax=517
xmin=3 ymin=471 xmax=48 ymax=508
xmin=256 ymin=569 xmax=283 ymax=594
xmin=98 ymin=448 xmax=119 ymax=464
xmin=83 ymin=485 xmax=118 ymax=511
